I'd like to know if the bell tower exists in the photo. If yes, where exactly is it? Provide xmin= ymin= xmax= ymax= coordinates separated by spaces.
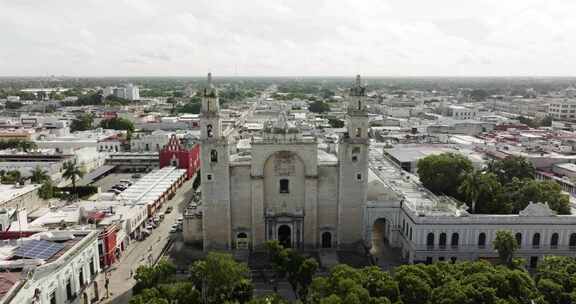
xmin=337 ymin=75 xmax=369 ymax=248
xmin=199 ymin=72 xmax=231 ymax=250
xmin=200 ymin=72 xmax=222 ymax=140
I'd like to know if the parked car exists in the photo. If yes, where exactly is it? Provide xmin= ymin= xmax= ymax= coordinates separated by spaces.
xmin=165 ymin=206 xmax=173 ymax=214
xmin=108 ymin=189 xmax=121 ymax=195
xmin=132 ymin=173 xmax=142 ymax=179
xmin=146 ymin=224 xmax=154 ymax=230
xmin=120 ymin=180 xmax=133 ymax=186
xmin=113 ymin=184 xmax=127 ymax=191
xmin=177 ymin=216 xmax=183 ymax=224
xmin=169 ymin=226 xmax=178 ymax=233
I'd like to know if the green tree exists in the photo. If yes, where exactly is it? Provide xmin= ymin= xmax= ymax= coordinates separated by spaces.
xmin=248 ymin=294 xmax=290 ymax=304
xmin=505 ymin=179 xmax=570 ymax=214
xmin=307 ymin=264 xmax=400 ymax=304
xmin=416 ymin=153 xmax=473 ymax=197
xmin=486 ymin=156 xmax=535 ymax=185
xmin=70 ymin=113 xmax=94 ymax=132
xmin=104 ymin=95 xmax=131 ymax=105
xmin=265 ymin=241 xmax=319 ymax=300
xmin=1 ymin=170 xmax=22 ymax=184
xmin=458 ymin=170 xmax=483 ymax=213
xmin=540 ymin=115 xmax=553 ymax=127
xmin=62 ymin=161 xmax=84 ymax=196
xmin=175 ymin=101 xmax=201 ymax=114
xmin=0 ymin=139 xmax=37 ymax=151
xmin=308 ymin=100 xmax=330 ymax=113
xmin=469 ymin=89 xmax=489 ymax=101
xmin=460 ymin=171 xmax=507 ymax=214
xmin=133 ymin=259 xmax=177 ymax=293
xmin=38 ymin=179 xmax=55 ymax=200
xmin=30 ymin=166 xmax=49 ymax=184
xmin=536 ymin=256 xmax=576 ymax=303
xmin=328 ymin=118 xmax=345 ymax=128
xmin=493 ymin=230 xmax=518 ymax=266
xmin=189 ymin=252 xmax=252 ymax=304
xmin=99 ymin=117 xmax=135 ymax=132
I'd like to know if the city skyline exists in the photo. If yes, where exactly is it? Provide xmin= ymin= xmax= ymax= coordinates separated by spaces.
xmin=2 ymin=0 xmax=576 ymax=77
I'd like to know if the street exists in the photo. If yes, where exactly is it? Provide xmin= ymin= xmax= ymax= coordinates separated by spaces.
xmin=101 ymin=177 xmax=195 ymax=304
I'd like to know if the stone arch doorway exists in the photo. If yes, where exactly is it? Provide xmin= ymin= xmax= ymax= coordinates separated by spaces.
xmin=83 ymin=292 xmax=89 ymax=304
xmin=278 ymin=225 xmax=292 ymax=248
xmin=93 ymin=281 xmax=99 ymax=301
xmin=321 ymin=232 xmax=332 ymax=249
xmin=371 ymin=218 xmax=389 ymax=256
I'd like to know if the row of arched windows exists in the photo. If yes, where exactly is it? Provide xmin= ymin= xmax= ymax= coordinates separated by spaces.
xmin=426 ymin=232 xmax=459 ymax=248
xmin=426 ymin=232 xmax=576 ymax=249
xmin=515 ymin=232 xmax=576 ymax=248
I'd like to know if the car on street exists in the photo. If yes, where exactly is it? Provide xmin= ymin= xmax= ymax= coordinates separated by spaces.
xmin=145 ymin=224 xmax=154 ymax=230
xmin=120 ymin=180 xmax=133 ymax=186
xmin=108 ymin=189 xmax=121 ymax=195
xmin=132 ymin=173 xmax=142 ymax=179
xmin=169 ymin=224 xmax=179 ymax=233
xmin=165 ymin=206 xmax=173 ymax=214
xmin=113 ymin=184 xmax=127 ymax=191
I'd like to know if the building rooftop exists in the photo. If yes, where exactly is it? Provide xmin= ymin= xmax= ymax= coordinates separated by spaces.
xmin=554 ymin=163 xmax=576 ymax=172
xmin=369 ymin=144 xmax=462 ymax=217
xmin=384 ymin=144 xmax=483 ymax=165
xmin=0 ymin=184 xmax=41 ymax=207
xmin=0 ymin=230 xmax=95 ymax=301
xmin=117 ymin=167 xmax=186 ymax=206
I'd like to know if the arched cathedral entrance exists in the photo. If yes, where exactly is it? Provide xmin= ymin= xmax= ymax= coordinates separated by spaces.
xmin=278 ymin=225 xmax=292 ymax=248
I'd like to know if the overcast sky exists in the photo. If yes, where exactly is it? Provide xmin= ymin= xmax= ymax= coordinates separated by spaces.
xmin=1 ymin=0 xmax=575 ymax=77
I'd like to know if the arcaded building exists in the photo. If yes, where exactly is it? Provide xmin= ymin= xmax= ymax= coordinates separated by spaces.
xmin=199 ymin=74 xmax=369 ymax=250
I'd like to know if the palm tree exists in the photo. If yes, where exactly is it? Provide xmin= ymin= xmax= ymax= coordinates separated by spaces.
xmin=459 ymin=170 xmax=483 ymax=213
xmin=30 ymin=166 xmax=49 ymax=184
xmin=62 ymin=161 xmax=84 ymax=197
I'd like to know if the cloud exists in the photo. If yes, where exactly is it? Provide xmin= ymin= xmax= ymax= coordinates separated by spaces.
xmin=0 ymin=0 xmax=575 ymax=76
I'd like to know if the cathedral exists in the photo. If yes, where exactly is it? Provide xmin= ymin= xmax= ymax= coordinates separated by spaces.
xmin=199 ymin=74 xmax=369 ymax=250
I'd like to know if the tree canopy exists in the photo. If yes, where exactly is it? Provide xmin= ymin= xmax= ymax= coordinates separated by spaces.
xmin=327 ymin=118 xmax=345 ymax=128
xmin=99 ymin=117 xmax=135 ymax=132
xmin=189 ymin=252 xmax=253 ymax=304
xmin=70 ymin=113 xmax=94 ymax=132
xmin=419 ymin=153 xmax=569 ymax=215
xmin=0 ymin=139 xmax=37 ymax=152
xmin=125 ymin=251 xmax=576 ymax=304
xmin=486 ymin=156 xmax=535 ymax=185
xmin=266 ymin=241 xmax=319 ymax=300
xmin=308 ymin=100 xmax=331 ymax=113
xmin=416 ymin=153 xmax=473 ymax=197
xmin=493 ymin=230 xmax=519 ymax=267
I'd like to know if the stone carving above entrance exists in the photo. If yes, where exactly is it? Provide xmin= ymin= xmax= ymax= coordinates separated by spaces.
xmin=519 ymin=202 xmax=557 ymax=217
xmin=274 ymin=151 xmax=296 ymax=176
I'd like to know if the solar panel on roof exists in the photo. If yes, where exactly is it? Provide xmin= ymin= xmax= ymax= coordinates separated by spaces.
xmin=14 ymin=240 xmax=65 ymax=260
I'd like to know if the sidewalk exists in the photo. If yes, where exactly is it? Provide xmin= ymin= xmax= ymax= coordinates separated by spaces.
xmin=99 ymin=180 xmax=194 ymax=304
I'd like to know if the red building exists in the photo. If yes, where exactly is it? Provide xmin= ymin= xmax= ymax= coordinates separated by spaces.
xmin=159 ymin=135 xmax=200 ymax=179
xmin=98 ymin=223 xmax=119 ymax=268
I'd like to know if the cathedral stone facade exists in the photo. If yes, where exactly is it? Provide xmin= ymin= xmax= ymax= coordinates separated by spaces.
xmin=200 ymin=74 xmax=369 ymax=250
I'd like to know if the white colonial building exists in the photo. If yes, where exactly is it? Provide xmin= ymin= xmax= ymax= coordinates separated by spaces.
xmin=0 ymin=230 xmax=101 ymax=304
xmin=199 ymin=74 xmax=369 ymax=250
xmin=365 ymin=145 xmax=576 ymax=268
